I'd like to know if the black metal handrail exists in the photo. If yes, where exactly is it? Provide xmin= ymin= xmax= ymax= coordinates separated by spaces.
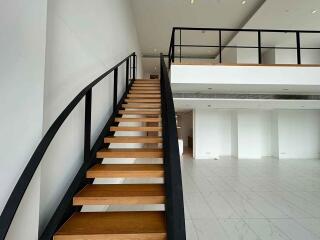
xmin=168 ymin=27 xmax=320 ymax=67
xmin=160 ymin=53 xmax=186 ymax=240
xmin=0 ymin=52 xmax=137 ymax=240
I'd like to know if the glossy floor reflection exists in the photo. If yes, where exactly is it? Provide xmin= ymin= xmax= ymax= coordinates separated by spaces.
xmin=181 ymin=150 xmax=320 ymax=240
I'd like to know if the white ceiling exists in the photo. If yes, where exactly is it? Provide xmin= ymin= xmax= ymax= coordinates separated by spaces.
xmin=131 ymin=0 xmax=266 ymax=74
xmin=131 ymin=0 xmax=320 ymax=74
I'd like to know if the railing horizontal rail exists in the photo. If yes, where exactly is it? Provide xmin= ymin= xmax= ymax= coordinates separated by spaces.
xmin=173 ymin=26 xmax=320 ymax=33
xmin=168 ymin=27 xmax=320 ymax=66
xmin=0 ymin=52 xmax=136 ymax=240
xmin=174 ymin=44 xmax=320 ymax=50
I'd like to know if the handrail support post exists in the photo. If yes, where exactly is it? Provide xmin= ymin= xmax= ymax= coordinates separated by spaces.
xmin=219 ymin=30 xmax=222 ymax=63
xmin=113 ymin=67 xmax=118 ymax=111
xmin=258 ymin=30 xmax=262 ymax=64
xmin=125 ymin=59 xmax=129 ymax=91
xmin=296 ymin=31 xmax=301 ymax=64
xmin=84 ymin=89 xmax=92 ymax=162
xmin=133 ymin=54 xmax=136 ymax=80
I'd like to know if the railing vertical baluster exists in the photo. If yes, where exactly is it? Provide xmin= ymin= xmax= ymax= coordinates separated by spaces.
xmin=172 ymin=29 xmax=175 ymax=63
xmin=113 ymin=67 xmax=118 ymax=111
xmin=258 ymin=30 xmax=262 ymax=64
xmin=133 ymin=54 xmax=136 ymax=80
xmin=180 ymin=29 xmax=182 ymax=63
xmin=129 ymin=56 xmax=131 ymax=80
xmin=296 ymin=31 xmax=301 ymax=64
xmin=219 ymin=30 xmax=222 ymax=63
xmin=125 ymin=59 xmax=129 ymax=92
xmin=84 ymin=89 xmax=92 ymax=162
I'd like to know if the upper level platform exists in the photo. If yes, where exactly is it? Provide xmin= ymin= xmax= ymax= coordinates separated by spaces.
xmin=170 ymin=63 xmax=320 ymax=95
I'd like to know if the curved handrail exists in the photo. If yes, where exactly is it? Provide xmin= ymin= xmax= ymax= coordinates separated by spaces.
xmin=0 ymin=52 xmax=136 ymax=239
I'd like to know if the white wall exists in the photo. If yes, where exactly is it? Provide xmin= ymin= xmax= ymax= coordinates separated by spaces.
xmin=194 ymin=109 xmax=232 ymax=159
xmin=40 ymin=0 xmax=142 ymax=233
xmin=278 ymin=110 xmax=320 ymax=159
xmin=193 ymin=108 xmax=320 ymax=160
xmin=230 ymin=112 xmax=238 ymax=157
xmin=237 ymin=48 xmax=259 ymax=64
xmin=237 ymin=111 xmax=273 ymax=159
xmin=271 ymin=111 xmax=279 ymax=158
xmin=262 ymin=49 xmax=275 ymax=64
xmin=0 ymin=0 xmax=47 ymax=239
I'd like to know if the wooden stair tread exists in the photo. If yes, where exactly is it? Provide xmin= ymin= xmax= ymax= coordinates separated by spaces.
xmin=134 ymin=79 xmax=160 ymax=82
xmin=130 ymin=91 xmax=161 ymax=94
xmin=105 ymin=136 xmax=162 ymax=143
xmin=110 ymin=126 xmax=161 ymax=131
xmin=122 ymin=104 xmax=161 ymax=109
xmin=119 ymin=110 xmax=161 ymax=115
xmin=97 ymin=148 xmax=163 ymax=158
xmin=132 ymin=85 xmax=160 ymax=88
xmin=125 ymin=99 xmax=161 ymax=103
xmin=54 ymin=212 xmax=166 ymax=240
xmin=131 ymin=86 xmax=160 ymax=89
xmin=115 ymin=117 xmax=161 ymax=123
xmin=127 ymin=94 xmax=161 ymax=98
xmin=87 ymin=164 xmax=164 ymax=178
xmin=73 ymin=184 xmax=165 ymax=205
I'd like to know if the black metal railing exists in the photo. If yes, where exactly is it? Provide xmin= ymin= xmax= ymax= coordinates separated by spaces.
xmin=0 ymin=52 xmax=137 ymax=240
xmin=168 ymin=27 xmax=320 ymax=67
xmin=160 ymin=53 xmax=186 ymax=240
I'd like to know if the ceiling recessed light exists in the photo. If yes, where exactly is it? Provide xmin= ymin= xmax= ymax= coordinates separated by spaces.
xmin=190 ymin=0 xmax=195 ymax=4
xmin=312 ymin=9 xmax=318 ymax=14
xmin=241 ymin=0 xmax=247 ymax=5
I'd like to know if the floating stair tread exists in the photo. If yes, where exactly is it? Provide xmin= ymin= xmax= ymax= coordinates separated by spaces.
xmin=110 ymin=126 xmax=161 ymax=132
xmin=97 ymin=148 xmax=163 ymax=158
xmin=54 ymin=211 xmax=166 ymax=240
xmin=119 ymin=110 xmax=161 ymax=115
xmin=87 ymin=164 xmax=164 ymax=178
xmin=115 ymin=117 xmax=161 ymax=122
xmin=130 ymin=91 xmax=161 ymax=94
xmin=127 ymin=94 xmax=161 ymax=98
xmin=125 ymin=99 xmax=161 ymax=103
xmin=122 ymin=104 xmax=161 ymax=109
xmin=132 ymin=85 xmax=160 ymax=87
xmin=105 ymin=136 xmax=162 ymax=143
xmin=135 ymin=79 xmax=160 ymax=82
xmin=73 ymin=184 xmax=165 ymax=205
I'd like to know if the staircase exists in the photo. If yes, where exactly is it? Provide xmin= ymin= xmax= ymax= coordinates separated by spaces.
xmin=54 ymin=79 xmax=167 ymax=239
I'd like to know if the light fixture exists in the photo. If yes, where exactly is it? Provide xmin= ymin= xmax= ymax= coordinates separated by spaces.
xmin=241 ymin=0 xmax=247 ymax=5
xmin=191 ymin=0 xmax=195 ymax=4
xmin=312 ymin=9 xmax=318 ymax=14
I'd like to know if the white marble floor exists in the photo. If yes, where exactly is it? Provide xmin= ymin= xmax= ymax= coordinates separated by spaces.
xmin=181 ymin=151 xmax=320 ymax=240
